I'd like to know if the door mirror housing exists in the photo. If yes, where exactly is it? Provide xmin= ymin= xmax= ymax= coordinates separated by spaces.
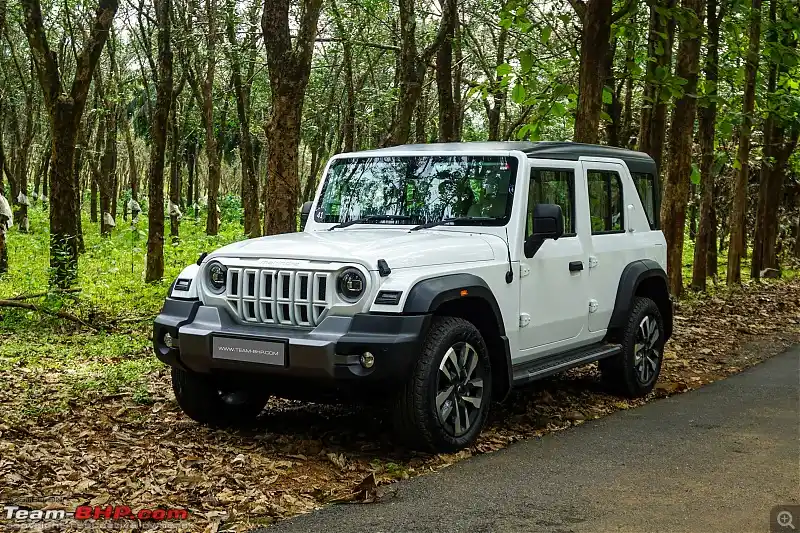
xmin=300 ymin=201 xmax=313 ymax=230
xmin=524 ymin=203 xmax=564 ymax=258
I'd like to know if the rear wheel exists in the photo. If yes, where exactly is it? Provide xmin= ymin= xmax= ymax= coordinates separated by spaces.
xmin=171 ymin=367 xmax=269 ymax=427
xmin=393 ymin=317 xmax=492 ymax=452
xmin=600 ymin=296 xmax=665 ymax=397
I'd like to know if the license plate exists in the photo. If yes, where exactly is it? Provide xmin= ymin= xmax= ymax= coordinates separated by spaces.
xmin=212 ymin=335 xmax=287 ymax=366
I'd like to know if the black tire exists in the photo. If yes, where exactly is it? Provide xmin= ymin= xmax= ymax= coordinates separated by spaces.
xmin=600 ymin=296 xmax=665 ymax=397
xmin=393 ymin=316 xmax=492 ymax=452
xmin=171 ymin=367 xmax=269 ymax=427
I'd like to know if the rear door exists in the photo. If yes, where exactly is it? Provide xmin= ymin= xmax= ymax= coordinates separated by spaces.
xmin=581 ymin=160 xmax=634 ymax=332
xmin=518 ymin=160 xmax=589 ymax=357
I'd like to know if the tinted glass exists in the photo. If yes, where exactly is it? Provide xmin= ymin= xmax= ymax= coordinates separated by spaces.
xmin=528 ymin=169 xmax=575 ymax=236
xmin=632 ymin=172 xmax=657 ymax=229
xmin=587 ymin=170 xmax=624 ymax=233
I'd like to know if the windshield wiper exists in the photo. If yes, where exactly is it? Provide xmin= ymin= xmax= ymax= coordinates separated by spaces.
xmin=409 ymin=216 xmax=500 ymax=232
xmin=328 ymin=214 xmax=414 ymax=230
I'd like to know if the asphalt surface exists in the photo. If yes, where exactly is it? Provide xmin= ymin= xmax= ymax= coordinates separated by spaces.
xmin=264 ymin=346 xmax=800 ymax=533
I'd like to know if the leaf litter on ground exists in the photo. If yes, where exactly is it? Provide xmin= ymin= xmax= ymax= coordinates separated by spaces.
xmin=0 ymin=278 xmax=798 ymax=531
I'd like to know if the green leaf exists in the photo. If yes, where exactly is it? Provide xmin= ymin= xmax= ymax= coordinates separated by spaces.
xmin=516 ymin=124 xmax=531 ymax=140
xmin=690 ymin=164 xmax=701 ymax=185
xmin=600 ymin=110 xmax=612 ymax=122
xmin=733 ymin=158 xmax=742 ymax=170
xmin=512 ymin=83 xmax=526 ymax=104
xmin=519 ymin=50 xmax=534 ymax=73
xmin=496 ymin=63 xmax=513 ymax=77
xmin=540 ymin=25 xmax=552 ymax=44
xmin=602 ymin=87 xmax=613 ymax=104
xmin=551 ymin=102 xmax=566 ymax=117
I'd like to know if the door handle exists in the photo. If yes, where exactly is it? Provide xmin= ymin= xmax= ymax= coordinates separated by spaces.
xmin=569 ymin=261 xmax=584 ymax=272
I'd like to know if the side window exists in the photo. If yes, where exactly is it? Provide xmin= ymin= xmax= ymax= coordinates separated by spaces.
xmin=632 ymin=172 xmax=658 ymax=230
xmin=587 ymin=170 xmax=624 ymax=234
xmin=528 ymin=169 xmax=575 ymax=236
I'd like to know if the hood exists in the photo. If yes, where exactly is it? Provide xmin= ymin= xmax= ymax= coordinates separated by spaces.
xmin=207 ymin=228 xmax=496 ymax=270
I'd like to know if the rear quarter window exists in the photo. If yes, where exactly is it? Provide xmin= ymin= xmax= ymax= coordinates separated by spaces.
xmin=631 ymin=172 xmax=658 ymax=230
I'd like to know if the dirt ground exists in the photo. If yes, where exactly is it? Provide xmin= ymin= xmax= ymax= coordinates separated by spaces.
xmin=1 ymin=279 xmax=798 ymax=532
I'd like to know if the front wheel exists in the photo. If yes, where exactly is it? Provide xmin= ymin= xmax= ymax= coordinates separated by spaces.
xmin=600 ymin=296 xmax=665 ymax=397
xmin=393 ymin=317 xmax=492 ymax=452
xmin=171 ymin=367 xmax=269 ymax=427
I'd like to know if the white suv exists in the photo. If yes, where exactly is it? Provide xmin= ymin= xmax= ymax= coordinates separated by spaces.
xmin=154 ymin=141 xmax=673 ymax=452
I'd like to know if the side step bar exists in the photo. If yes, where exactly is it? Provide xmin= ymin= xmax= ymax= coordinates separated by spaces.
xmin=512 ymin=343 xmax=622 ymax=386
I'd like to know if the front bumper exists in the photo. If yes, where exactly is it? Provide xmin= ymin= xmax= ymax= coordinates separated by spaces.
xmin=153 ymin=298 xmax=430 ymax=384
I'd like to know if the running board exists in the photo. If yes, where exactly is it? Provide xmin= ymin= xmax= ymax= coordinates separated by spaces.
xmin=512 ymin=343 xmax=621 ymax=386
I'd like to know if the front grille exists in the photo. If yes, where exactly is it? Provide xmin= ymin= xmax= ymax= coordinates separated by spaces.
xmin=225 ymin=268 xmax=332 ymax=326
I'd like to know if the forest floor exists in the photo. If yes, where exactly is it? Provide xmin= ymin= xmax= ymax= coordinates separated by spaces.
xmin=1 ymin=206 xmax=800 ymax=532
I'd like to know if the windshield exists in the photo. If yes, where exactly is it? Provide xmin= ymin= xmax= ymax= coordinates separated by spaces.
xmin=314 ymin=155 xmax=518 ymax=226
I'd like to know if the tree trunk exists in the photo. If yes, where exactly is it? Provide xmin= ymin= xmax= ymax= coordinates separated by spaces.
xmin=169 ymin=104 xmax=180 ymax=242
xmin=638 ymin=0 xmax=676 ymax=174
xmin=661 ymin=0 xmax=704 ymax=297
xmin=436 ymin=0 xmax=458 ymax=142
xmin=383 ymin=0 xmax=455 ymax=146
xmin=691 ymin=0 xmax=724 ymax=291
xmin=145 ymin=0 xmax=173 ymax=282
xmin=227 ymin=0 xmax=260 ymax=237
xmin=727 ymin=0 xmax=762 ymax=285
xmin=573 ymin=0 xmax=613 ymax=144
xmin=22 ymin=0 xmax=117 ymax=286
xmin=262 ymin=0 xmax=323 ymax=234
xmin=99 ymin=103 xmax=118 ymax=236
xmin=751 ymin=0 xmax=795 ymax=279
xmin=122 ymin=115 xmax=137 ymax=202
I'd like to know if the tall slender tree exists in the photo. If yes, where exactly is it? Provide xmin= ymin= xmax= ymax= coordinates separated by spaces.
xmin=382 ymin=0 xmax=455 ymax=146
xmin=145 ymin=0 xmax=173 ymax=282
xmin=21 ymin=0 xmax=118 ymax=287
xmin=727 ymin=0 xmax=763 ymax=285
xmin=638 ymin=0 xmax=676 ymax=174
xmin=691 ymin=0 xmax=726 ymax=290
xmin=661 ymin=0 xmax=705 ymax=296
xmin=261 ymin=0 xmax=324 ymax=234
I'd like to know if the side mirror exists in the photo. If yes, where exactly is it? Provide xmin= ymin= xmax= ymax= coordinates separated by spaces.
xmin=524 ymin=203 xmax=564 ymax=258
xmin=300 ymin=201 xmax=313 ymax=230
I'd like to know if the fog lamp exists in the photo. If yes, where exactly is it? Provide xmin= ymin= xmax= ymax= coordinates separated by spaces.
xmin=360 ymin=352 xmax=375 ymax=369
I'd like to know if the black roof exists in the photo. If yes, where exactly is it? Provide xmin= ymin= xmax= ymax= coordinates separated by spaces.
xmin=367 ymin=141 xmax=657 ymax=176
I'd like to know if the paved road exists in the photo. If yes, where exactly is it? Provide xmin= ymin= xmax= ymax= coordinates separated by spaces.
xmin=265 ymin=347 xmax=800 ymax=533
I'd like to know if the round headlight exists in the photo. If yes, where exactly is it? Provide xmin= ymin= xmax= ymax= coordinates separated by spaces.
xmin=337 ymin=268 xmax=366 ymax=302
xmin=207 ymin=261 xmax=227 ymax=293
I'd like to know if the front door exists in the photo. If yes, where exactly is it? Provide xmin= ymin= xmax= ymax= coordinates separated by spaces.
xmin=518 ymin=162 xmax=589 ymax=357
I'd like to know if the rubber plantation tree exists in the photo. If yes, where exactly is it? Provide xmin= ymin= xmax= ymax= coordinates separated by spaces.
xmin=261 ymin=0 xmax=324 ymax=235
xmin=21 ymin=0 xmax=118 ymax=287
xmin=660 ymin=0 xmax=704 ymax=297
xmin=184 ymin=0 xmax=223 ymax=236
xmin=691 ymin=0 xmax=727 ymax=291
xmin=569 ymin=0 xmax=637 ymax=144
xmin=145 ymin=0 xmax=173 ymax=282
xmin=226 ymin=0 xmax=261 ymax=237
xmin=382 ymin=0 xmax=455 ymax=147
xmin=751 ymin=0 xmax=799 ymax=280
xmin=727 ymin=0 xmax=763 ymax=285
xmin=638 ymin=0 xmax=676 ymax=174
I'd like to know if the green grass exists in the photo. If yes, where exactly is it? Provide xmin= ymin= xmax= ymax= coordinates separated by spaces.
xmin=1 ymin=205 xmax=244 ymax=318
xmin=0 ymin=204 xmax=245 ymax=407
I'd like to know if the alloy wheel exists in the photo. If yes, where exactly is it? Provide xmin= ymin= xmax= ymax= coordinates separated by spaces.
xmin=634 ymin=315 xmax=661 ymax=385
xmin=436 ymin=342 xmax=486 ymax=437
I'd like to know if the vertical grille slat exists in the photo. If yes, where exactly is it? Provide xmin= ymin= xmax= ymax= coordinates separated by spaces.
xmin=227 ymin=267 xmax=331 ymax=327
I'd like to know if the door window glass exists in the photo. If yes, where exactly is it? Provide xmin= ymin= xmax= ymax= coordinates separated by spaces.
xmin=528 ymin=169 xmax=576 ymax=236
xmin=587 ymin=170 xmax=624 ymax=234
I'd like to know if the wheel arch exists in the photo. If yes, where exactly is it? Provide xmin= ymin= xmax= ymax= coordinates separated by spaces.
xmin=606 ymin=260 xmax=673 ymax=342
xmin=404 ymin=274 xmax=512 ymax=402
